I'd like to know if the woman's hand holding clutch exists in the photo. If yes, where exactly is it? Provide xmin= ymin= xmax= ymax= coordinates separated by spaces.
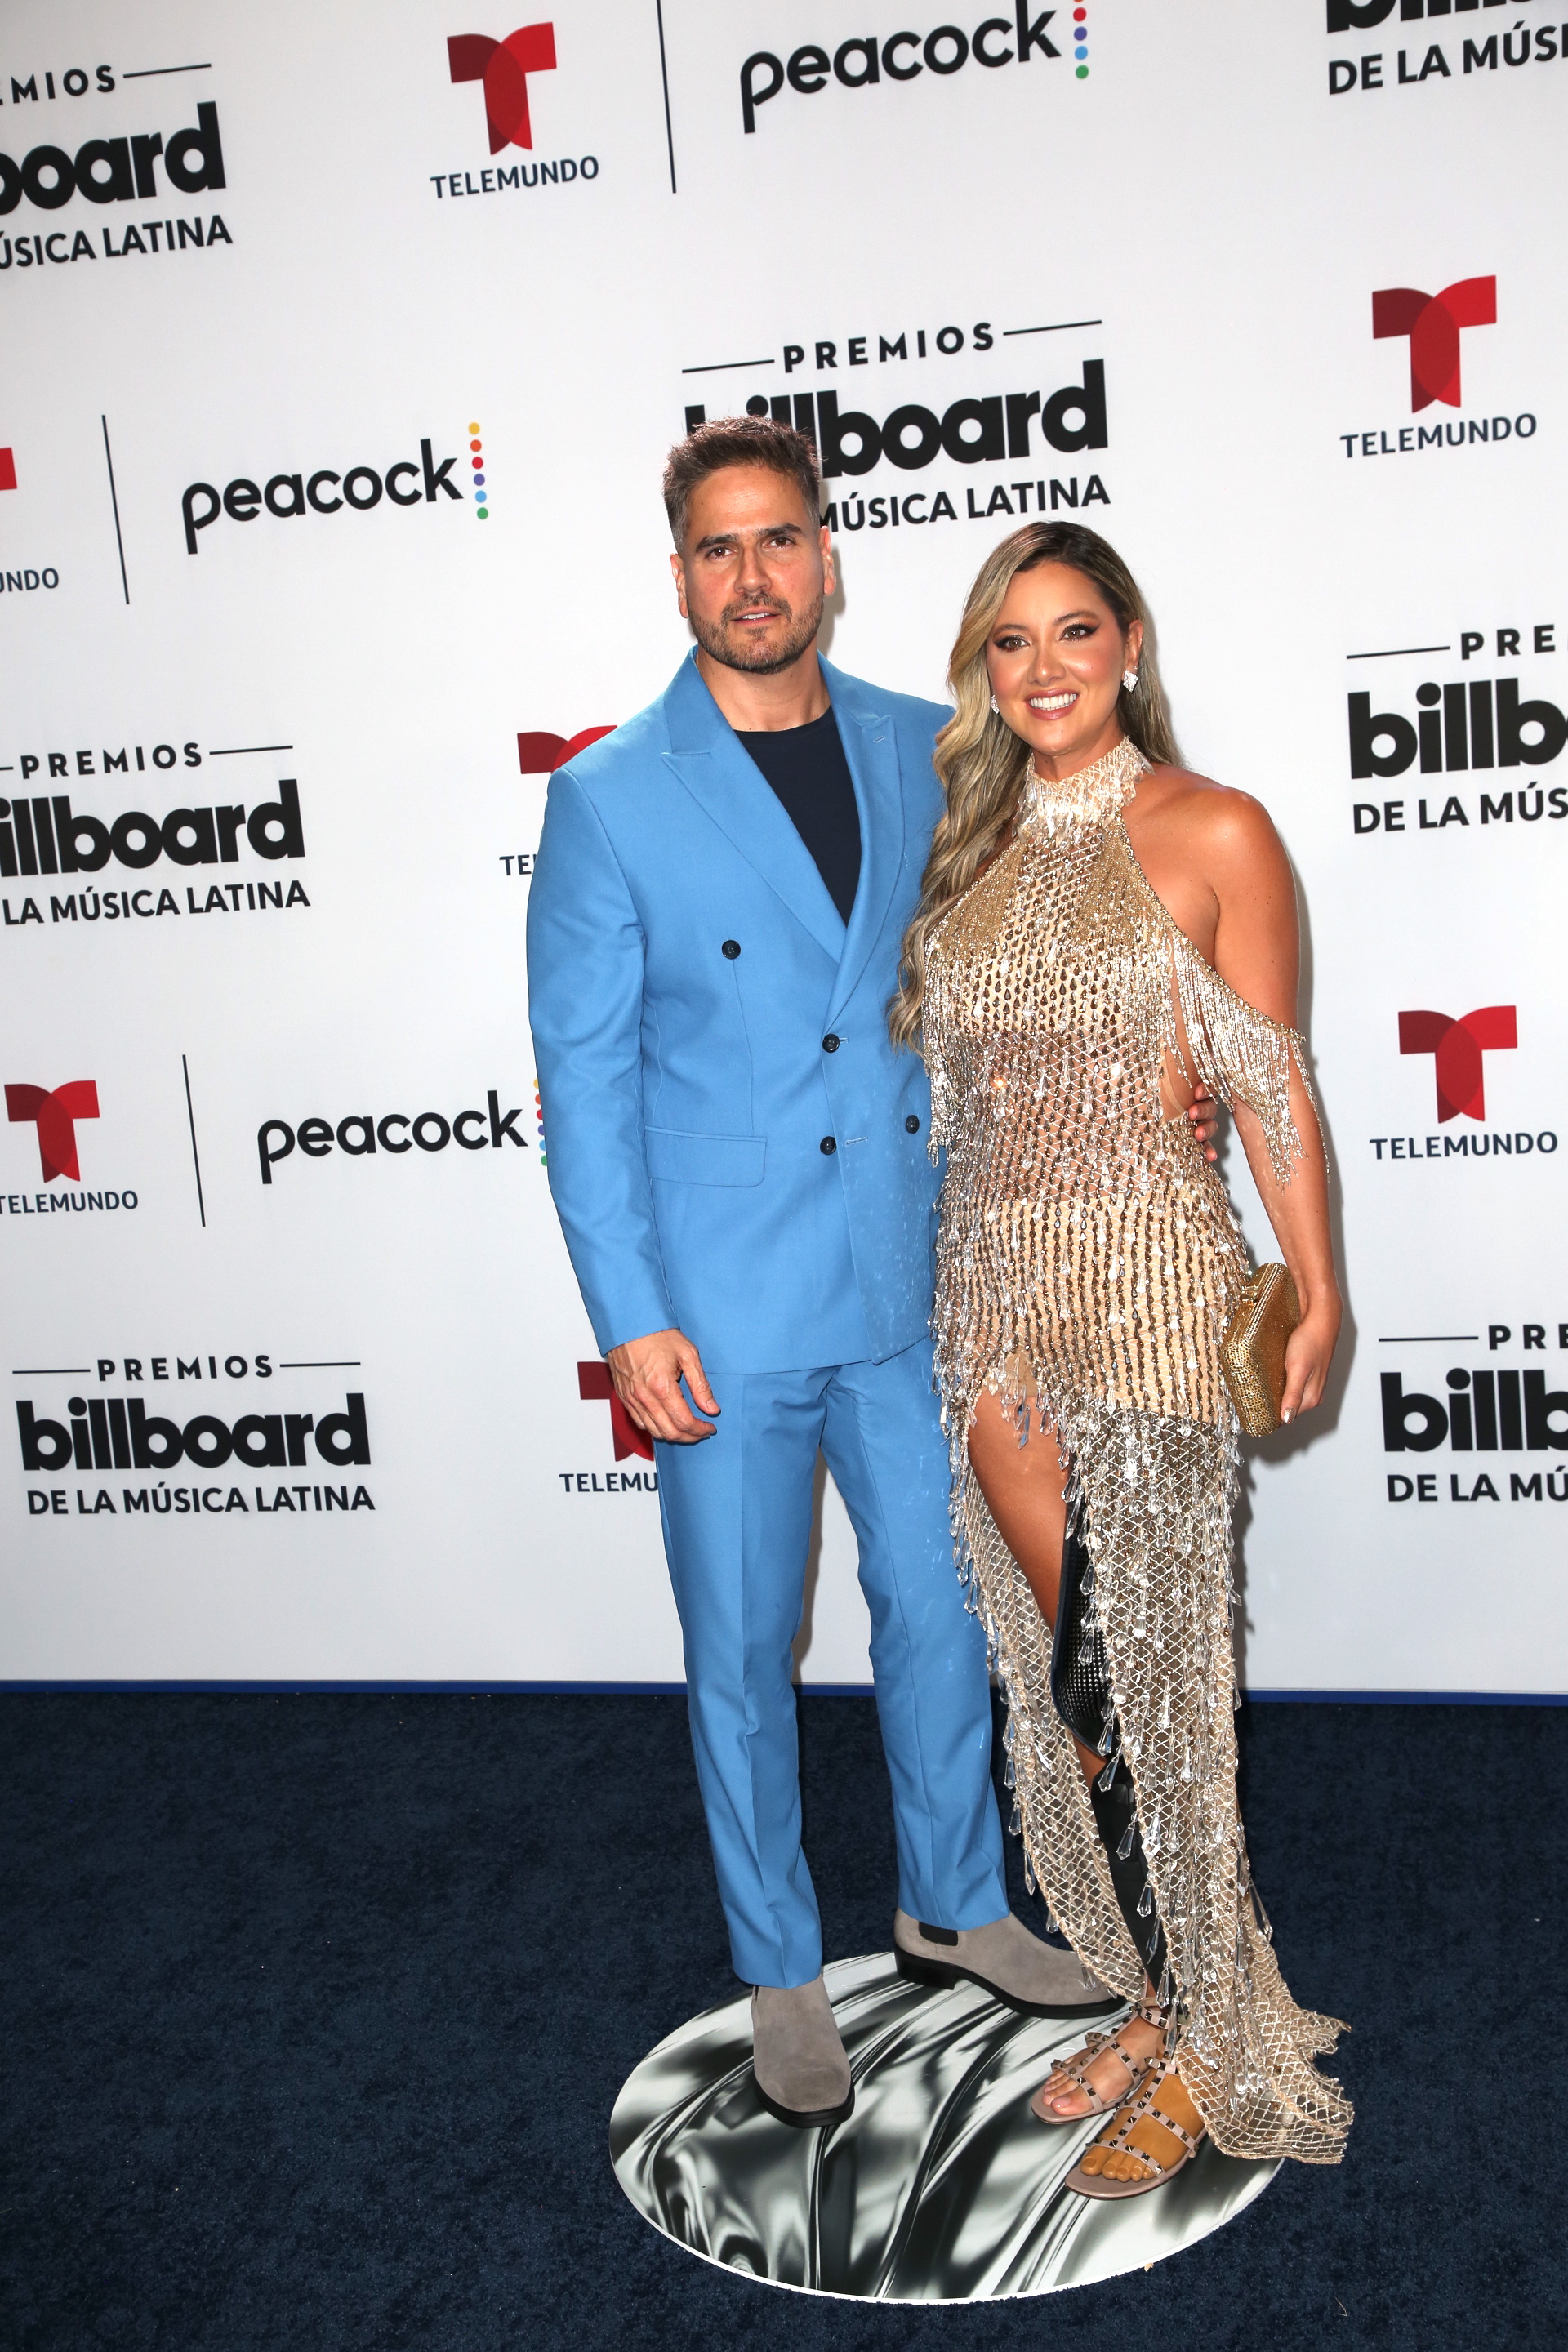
xmin=1279 ymin=1291 xmax=1341 ymax=1425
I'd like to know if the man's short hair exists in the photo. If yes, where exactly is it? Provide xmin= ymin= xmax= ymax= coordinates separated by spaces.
xmin=662 ymin=417 xmax=822 ymax=549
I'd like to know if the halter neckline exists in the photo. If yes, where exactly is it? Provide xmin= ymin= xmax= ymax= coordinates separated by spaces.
xmin=1017 ymin=735 xmax=1147 ymax=840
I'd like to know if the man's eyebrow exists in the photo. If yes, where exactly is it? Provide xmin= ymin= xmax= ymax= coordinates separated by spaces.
xmin=692 ymin=522 xmax=806 ymax=552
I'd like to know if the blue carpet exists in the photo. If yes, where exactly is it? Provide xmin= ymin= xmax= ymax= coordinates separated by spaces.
xmin=0 ymin=1691 xmax=1560 ymax=2350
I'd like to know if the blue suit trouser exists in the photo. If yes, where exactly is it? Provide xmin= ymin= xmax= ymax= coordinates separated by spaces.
xmin=654 ymin=1337 xmax=1009 ymax=1988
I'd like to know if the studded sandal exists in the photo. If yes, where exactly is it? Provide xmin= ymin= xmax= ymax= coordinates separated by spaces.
xmin=1029 ymin=2001 xmax=1165 ymax=2126
xmin=1065 ymin=2053 xmax=1207 ymax=2198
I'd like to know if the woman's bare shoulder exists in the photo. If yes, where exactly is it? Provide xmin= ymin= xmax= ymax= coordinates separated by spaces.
xmin=1139 ymin=764 xmax=1285 ymax=864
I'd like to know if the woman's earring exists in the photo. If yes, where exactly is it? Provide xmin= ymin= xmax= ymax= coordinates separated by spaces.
xmin=990 ymin=693 xmax=1000 ymax=714
xmin=1122 ymin=670 xmax=1139 ymax=693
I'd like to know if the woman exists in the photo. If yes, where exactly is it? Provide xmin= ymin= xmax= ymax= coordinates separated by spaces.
xmin=890 ymin=522 xmax=1352 ymax=2198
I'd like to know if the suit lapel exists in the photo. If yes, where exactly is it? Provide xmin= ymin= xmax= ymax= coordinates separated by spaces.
xmin=660 ymin=652 xmax=845 ymax=963
xmin=824 ymin=661 xmax=906 ymax=1025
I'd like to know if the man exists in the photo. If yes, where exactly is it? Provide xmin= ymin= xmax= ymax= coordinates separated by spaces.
xmin=527 ymin=419 xmax=1113 ymax=2127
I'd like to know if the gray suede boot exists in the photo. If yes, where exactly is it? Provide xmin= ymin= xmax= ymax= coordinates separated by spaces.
xmin=751 ymin=1976 xmax=855 ymax=2127
xmin=893 ymin=1909 xmax=1120 ymax=2019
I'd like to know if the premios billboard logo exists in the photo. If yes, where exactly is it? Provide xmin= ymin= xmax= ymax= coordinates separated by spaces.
xmin=685 ymin=327 xmax=1110 ymax=529
xmin=2 ymin=748 xmax=310 ymax=940
xmin=16 ymin=1379 xmax=374 ymax=1519
xmin=1379 ymin=1319 xmax=1568 ymax=1507
xmin=1326 ymin=3 xmax=1563 ymax=96
xmin=433 ymin=20 xmax=599 ymax=202
xmin=0 ymin=65 xmax=230 ymax=274
xmin=1347 ymin=614 xmax=1566 ymax=841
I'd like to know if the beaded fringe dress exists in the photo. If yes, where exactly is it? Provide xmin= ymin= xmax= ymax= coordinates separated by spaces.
xmin=923 ymin=735 xmax=1352 ymax=2165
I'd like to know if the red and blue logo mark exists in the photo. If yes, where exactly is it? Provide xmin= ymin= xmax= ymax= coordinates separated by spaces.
xmin=467 ymin=420 xmax=488 ymax=519
xmin=1071 ymin=7 xmax=1088 ymax=75
xmin=448 ymin=26 xmax=557 ymax=151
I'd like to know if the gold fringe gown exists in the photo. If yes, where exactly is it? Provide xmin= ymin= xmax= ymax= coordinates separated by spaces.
xmin=922 ymin=735 xmax=1352 ymax=2165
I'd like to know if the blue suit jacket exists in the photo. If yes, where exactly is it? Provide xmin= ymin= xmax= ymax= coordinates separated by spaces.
xmin=526 ymin=650 xmax=947 ymax=1374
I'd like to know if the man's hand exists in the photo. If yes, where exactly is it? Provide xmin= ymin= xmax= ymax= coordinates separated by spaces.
xmin=608 ymin=1328 xmax=720 ymax=1444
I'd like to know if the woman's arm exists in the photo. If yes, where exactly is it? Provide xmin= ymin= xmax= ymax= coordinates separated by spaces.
xmin=1201 ymin=795 xmax=1341 ymax=1423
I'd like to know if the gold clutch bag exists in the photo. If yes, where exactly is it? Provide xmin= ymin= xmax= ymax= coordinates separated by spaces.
xmin=1219 ymin=1263 xmax=1301 ymax=1437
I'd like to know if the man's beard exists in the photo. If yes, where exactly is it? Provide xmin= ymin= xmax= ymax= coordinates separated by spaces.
xmin=691 ymin=589 xmax=823 ymax=676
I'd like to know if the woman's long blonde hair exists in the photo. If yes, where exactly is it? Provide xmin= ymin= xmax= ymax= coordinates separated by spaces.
xmin=889 ymin=522 xmax=1180 ymax=1049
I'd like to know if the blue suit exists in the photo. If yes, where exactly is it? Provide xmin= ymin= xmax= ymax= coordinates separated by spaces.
xmin=527 ymin=650 xmax=1006 ymax=1984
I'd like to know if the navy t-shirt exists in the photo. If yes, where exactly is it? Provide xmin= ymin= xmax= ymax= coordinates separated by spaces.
xmin=737 ymin=708 xmax=862 ymax=927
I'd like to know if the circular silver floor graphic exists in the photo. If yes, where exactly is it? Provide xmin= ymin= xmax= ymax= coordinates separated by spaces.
xmin=610 ymin=1953 xmax=1278 ymax=2302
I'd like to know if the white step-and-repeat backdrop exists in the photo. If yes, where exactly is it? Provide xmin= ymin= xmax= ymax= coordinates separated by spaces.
xmin=3 ymin=0 xmax=1564 ymax=1691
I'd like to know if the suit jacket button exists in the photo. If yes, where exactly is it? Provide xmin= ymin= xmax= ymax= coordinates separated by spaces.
xmin=906 ymin=1114 xmax=920 ymax=1133
xmin=721 ymin=939 xmax=741 ymax=959
xmin=820 ymin=1136 xmax=836 ymax=1155
xmin=822 ymin=1033 xmax=840 ymax=1053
